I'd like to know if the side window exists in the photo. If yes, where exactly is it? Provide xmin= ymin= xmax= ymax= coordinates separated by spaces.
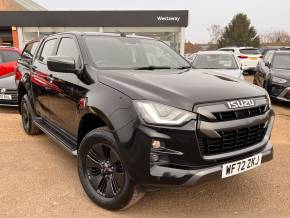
xmin=263 ymin=53 xmax=270 ymax=62
xmin=39 ymin=38 xmax=57 ymax=63
xmin=264 ymin=52 xmax=273 ymax=63
xmin=56 ymin=37 xmax=80 ymax=63
xmin=22 ymin=41 xmax=39 ymax=60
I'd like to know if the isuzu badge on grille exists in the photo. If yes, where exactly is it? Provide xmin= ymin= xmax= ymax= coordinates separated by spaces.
xmin=226 ymin=99 xmax=255 ymax=109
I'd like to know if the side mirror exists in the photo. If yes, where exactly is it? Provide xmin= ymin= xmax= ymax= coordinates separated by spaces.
xmin=265 ymin=62 xmax=271 ymax=68
xmin=47 ymin=56 xmax=78 ymax=73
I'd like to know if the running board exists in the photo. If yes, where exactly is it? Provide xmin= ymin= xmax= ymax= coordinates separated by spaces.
xmin=34 ymin=118 xmax=77 ymax=156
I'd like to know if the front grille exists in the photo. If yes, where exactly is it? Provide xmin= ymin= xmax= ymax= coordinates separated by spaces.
xmin=198 ymin=123 xmax=267 ymax=156
xmin=0 ymin=89 xmax=18 ymax=105
xmin=212 ymin=105 xmax=266 ymax=121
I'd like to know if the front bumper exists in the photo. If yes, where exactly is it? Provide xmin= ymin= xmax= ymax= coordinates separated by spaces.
xmin=184 ymin=141 xmax=272 ymax=186
xmin=117 ymin=106 xmax=274 ymax=187
xmin=0 ymin=89 xmax=18 ymax=106
xmin=271 ymin=86 xmax=290 ymax=102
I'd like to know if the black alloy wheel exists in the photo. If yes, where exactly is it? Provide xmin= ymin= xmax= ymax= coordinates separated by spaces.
xmin=85 ymin=143 xmax=125 ymax=198
xmin=22 ymin=100 xmax=30 ymax=131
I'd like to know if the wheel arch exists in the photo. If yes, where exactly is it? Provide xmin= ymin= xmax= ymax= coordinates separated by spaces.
xmin=77 ymin=108 xmax=114 ymax=149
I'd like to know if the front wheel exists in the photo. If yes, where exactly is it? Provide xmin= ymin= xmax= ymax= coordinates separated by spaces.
xmin=77 ymin=127 xmax=144 ymax=210
xmin=21 ymin=95 xmax=42 ymax=135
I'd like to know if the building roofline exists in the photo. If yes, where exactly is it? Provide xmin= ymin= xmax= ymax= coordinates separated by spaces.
xmin=0 ymin=10 xmax=188 ymax=27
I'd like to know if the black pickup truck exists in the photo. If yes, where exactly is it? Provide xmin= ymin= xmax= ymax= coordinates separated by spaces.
xmin=15 ymin=32 xmax=274 ymax=210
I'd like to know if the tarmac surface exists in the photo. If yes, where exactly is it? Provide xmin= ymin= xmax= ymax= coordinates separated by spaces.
xmin=0 ymin=76 xmax=289 ymax=217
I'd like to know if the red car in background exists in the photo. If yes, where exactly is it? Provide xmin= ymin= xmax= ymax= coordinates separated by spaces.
xmin=0 ymin=46 xmax=21 ymax=106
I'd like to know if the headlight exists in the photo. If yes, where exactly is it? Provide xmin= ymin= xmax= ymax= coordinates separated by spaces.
xmin=265 ymin=92 xmax=272 ymax=109
xmin=272 ymin=76 xmax=287 ymax=84
xmin=134 ymin=101 xmax=197 ymax=126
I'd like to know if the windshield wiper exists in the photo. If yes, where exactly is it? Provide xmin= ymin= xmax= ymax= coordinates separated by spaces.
xmin=174 ymin=66 xmax=192 ymax=69
xmin=134 ymin=66 xmax=172 ymax=70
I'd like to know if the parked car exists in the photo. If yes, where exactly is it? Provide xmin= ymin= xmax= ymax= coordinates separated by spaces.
xmin=191 ymin=51 xmax=244 ymax=79
xmin=254 ymin=50 xmax=290 ymax=102
xmin=219 ymin=47 xmax=262 ymax=73
xmin=259 ymin=47 xmax=279 ymax=56
xmin=279 ymin=46 xmax=290 ymax=51
xmin=17 ymin=32 xmax=274 ymax=210
xmin=0 ymin=46 xmax=21 ymax=106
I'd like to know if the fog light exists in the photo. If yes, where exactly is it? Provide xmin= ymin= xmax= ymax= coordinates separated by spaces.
xmin=151 ymin=153 xmax=159 ymax=162
xmin=152 ymin=140 xmax=161 ymax=149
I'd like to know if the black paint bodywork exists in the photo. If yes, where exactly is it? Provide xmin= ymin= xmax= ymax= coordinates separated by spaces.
xmin=255 ymin=51 xmax=290 ymax=102
xmin=16 ymin=32 xmax=274 ymax=187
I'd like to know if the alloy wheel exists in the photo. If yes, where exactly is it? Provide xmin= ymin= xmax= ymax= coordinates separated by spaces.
xmin=85 ymin=143 xmax=125 ymax=198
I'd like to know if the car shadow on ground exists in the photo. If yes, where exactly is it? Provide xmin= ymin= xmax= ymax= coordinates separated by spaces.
xmin=0 ymin=106 xmax=18 ymax=114
xmin=121 ymin=173 xmax=266 ymax=215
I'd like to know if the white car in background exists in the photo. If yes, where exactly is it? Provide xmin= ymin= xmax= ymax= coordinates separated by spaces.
xmin=191 ymin=51 xmax=244 ymax=79
xmin=219 ymin=47 xmax=262 ymax=73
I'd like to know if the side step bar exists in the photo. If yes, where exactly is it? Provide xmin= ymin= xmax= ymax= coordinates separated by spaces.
xmin=34 ymin=118 xmax=78 ymax=156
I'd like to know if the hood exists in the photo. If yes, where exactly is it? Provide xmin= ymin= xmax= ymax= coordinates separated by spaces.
xmin=98 ymin=69 xmax=266 ymax=111
xmin=0 ymin=72 xmax=17 ymax=89
xmin=271 ymin=68 xmax=290 ymax=80
xmin=198 ymin=69 xmax=242 ymax=79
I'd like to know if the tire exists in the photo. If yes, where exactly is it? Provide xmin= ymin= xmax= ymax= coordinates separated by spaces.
xmin=21 ymin=95 xmax=42 ymax=135
xmin=77 ymin=127 xmax=145 ymax=210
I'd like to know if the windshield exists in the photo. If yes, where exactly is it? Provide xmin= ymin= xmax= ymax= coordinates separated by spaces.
xmin=0 ymin=50 xmax=20 ymax=64
xmin=192 ymin=54 xmax=238 ymax=69
xmin=84 ymin=36 xmax=191 ymax=70
xmin=272 ymin=53 xmax=290 ymax=70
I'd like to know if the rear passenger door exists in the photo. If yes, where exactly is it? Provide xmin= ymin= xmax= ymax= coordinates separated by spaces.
xmin=47 ymin=36 xmax=83 ymax=136
xmin=31 ymin=37 xmax=58 ymax=119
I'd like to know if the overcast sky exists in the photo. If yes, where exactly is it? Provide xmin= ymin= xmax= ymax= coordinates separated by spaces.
xmin=34 ymin=0 xmax=290 ymax=43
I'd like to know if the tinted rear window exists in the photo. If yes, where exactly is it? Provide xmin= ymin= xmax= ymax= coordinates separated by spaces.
xmin=0 ymin=50 xmax=20 ymax=63
xmin=239 ymin=49 xmax=260 ymax=55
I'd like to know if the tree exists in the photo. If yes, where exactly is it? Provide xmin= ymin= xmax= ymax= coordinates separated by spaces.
xmin=207 ymin=24 xmax=223 ymax=44
xmin=218 ymin=13 xmax=260 ymax=48
xmin=260 ymin=30 xmax=290 ymax=45
xmin=184 ymin=41 xmax=202 ymax=54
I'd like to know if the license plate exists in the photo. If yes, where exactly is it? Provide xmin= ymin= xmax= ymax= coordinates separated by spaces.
xmin=0 ymin=94 xmax=12 ymax=100
xmin=222 ymin=154 xmax=262 ymax=178
xmin=249 ymin=57 xmax=257 ymax=60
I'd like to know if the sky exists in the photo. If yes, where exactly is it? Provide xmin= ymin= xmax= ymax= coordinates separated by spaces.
xmin=33 ymin=0 xmax=290 ymax=43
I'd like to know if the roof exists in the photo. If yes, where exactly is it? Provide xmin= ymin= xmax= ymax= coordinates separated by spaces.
xmin=274 ymin=50 xmax=290 ymax=54
xmin=197 ymin=50 xmax=234 ymax=55
xmin=14 ymin=0 xmax=46 ymax=11
xmin=46 ymin=31 xmax=155 ymax=40
xmin=219 ymin=47 xmax=258 ymax=50
xmin=0 ymin=46 xmax=21 ymax=52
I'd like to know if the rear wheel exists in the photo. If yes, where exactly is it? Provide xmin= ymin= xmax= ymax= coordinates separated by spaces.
xmin=78 ymin=127 xmax=144 ymax=210
xmin=21 ymin=95 xmax=42 ymax=135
